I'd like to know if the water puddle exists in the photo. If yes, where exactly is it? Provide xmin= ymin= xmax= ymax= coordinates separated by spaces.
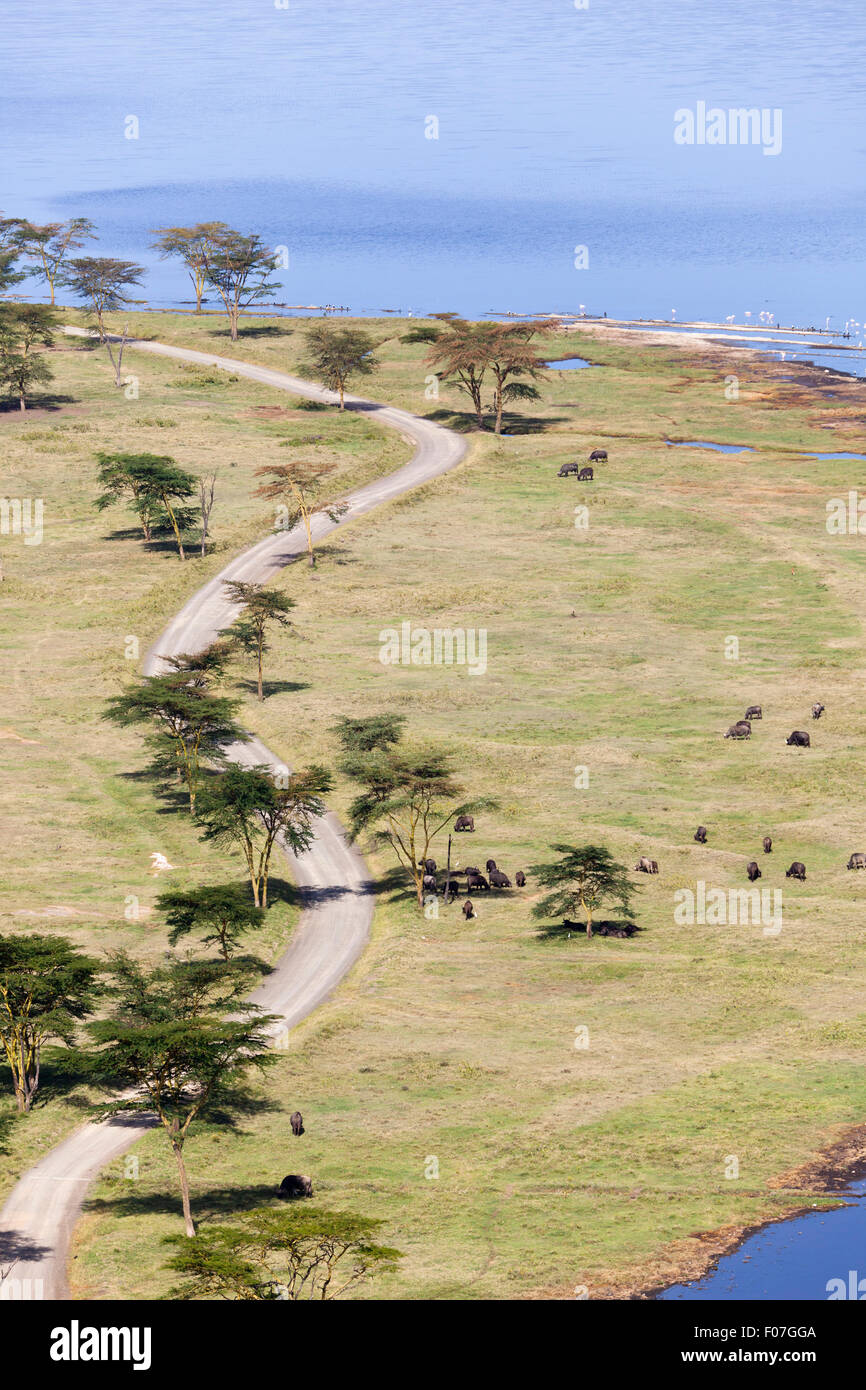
xmin=666 ymin=440 xmax=755 ymax=454
xmin=546 ymin=357 xmax=594 ymax=370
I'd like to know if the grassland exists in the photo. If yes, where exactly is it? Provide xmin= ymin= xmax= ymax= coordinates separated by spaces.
xmin=5 ymin=309 xmax=866 ymax=1299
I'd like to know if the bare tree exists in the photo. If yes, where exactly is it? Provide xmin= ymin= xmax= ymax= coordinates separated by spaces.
xmin=198 ymin=471 xmax=217 ymax=556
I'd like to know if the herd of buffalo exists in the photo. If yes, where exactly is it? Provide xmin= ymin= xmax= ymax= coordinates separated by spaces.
xmin=558 ymin=446 xmax=608 ymax=480
xmin=424 ymin=827 xmax=527 ymax=921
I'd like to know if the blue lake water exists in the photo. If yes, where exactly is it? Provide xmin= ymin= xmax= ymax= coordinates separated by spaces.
xmin=545 ymin=357 xmax=593 ymax=370
xmin=2 ymin=1 xmax=865 ymax=330
xmin=659 ymin=1180 xmax=866 ymax=1301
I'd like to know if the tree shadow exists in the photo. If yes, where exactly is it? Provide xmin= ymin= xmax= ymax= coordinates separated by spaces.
xmin=0 ymin=1231 xmax=53 ymax=1264
xmin=235 ymin=678 xmax=310 ymax=700
xmin=0 ymin=394 xmax=76 ymax=414
xmin=83 ymin=1181 xmax=285 ymax=1223
xmin=208 ymin=325 xmax=293 ymax=340
xmin=310 ymin=543 xmax=359 ymax=567
xmin=535 ymin=918 xmax=643 ymax=941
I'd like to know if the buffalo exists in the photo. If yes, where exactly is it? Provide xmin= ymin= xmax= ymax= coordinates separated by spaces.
xmin=763 ymin=836 xmax=772 ymax=854
xmin=515 ymin=870 xmax=526 ymax=887
xmin=462 ymin=899 xmax=475 ymax=920
xmin=463 ymin=865 xmax=480 ymax=876
xmin=634 ymin=857 xmax=658 ymax=874
xmin=279 ymin=1174 xmax=313 ymax=1199
xmin=812 ymin=702 xmax=825 ymax=719
xmin=489 ymin=869 xmax=512 ymax=888
xmin=424 ymin=858 xmax=436 ymax=874
xmin=589 ymin=448 xmax=608 ymax=462
xmin=725 ymin=721 xmax=751 ymax=739
xmin=847 ymin=853 xmax=866 ymax=870
xmin=558 ymin=461 xmax=581 ymax=477
xmin=786 ymin=731 xmax=810 ymax=747
xmin=441 ymin=878 xmax=461 ymax=898
xmin=422 ymin=874 xmax=438 ymax=894
xmin=485 ymin=858 xmax=497 ymax=872
xmin=747 ymin=861 xmax=761 ymax=882
xmin=454 ymin=815 xmax=475 ymax=832
xmin=290 ymin=1111 xmax=304 ymax=1137
xmin=578 ymin=466 xmax=594 ymax=481
xmin=694 ymin=825 xmax=708 ymax=844
xmin=786 ymin=861 xmax=806 ymax=881
xmin=745 ymin=704 xmax=762 ymax=721
xmin=466 ymin=872 xmax=490 ymax=892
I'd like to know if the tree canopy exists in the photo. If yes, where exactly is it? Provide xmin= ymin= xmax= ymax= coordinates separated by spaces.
xmin=253 ymin=460 xmax=349 ymax=567
xmin=301 ymin=325 xmax=378 ymax=408
xmin=0 ymin=934 xmax=100 ymax=1112
xmin=529 ymin=844 xmax=637 ymax=939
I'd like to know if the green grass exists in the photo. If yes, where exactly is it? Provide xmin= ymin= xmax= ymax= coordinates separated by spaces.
xmin=4 ymin=311 xmax=866 ymax=1299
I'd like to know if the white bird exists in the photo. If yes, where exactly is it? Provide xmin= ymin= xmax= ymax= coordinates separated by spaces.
xmin=149 ymin=852 xmax=174 ymax=876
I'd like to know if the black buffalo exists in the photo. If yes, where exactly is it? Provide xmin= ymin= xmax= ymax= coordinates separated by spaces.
xmin=578 ymin=466 xmax=594 ymax=481
xmin=454 ymin=815 xmax=475 ymax=832
xmin=489 ymin=869 xmax=512 ymax=888
xmin=515 ymin=870 xmax=526 ymax=887
xmin=589 ymin=449 xmax=608 ymax=462
xmin=441 ymin=878 xmax=461 ymax=897
xmin=290 ymin=1111 xmax=304 ymax=1137
xmin=786 ymin=861 xmax=806 ymax=881
xmin=462 ymin=899 xmax=475 ymax=919
xmin=422 ymin=874 xmax=438 ymax=894
xmin=745 ymin=704 xmax=762 ymax=720
xmin=847 ymin=853 xmax=866 ymax=870
xmin=812 ymin=702 xmax=825 ymax=720
xmin=466 ymin=872 xmax=490 ymax=891
xmin=485 ymin=858 xmax=497 ymax=872
xmin=558 ymin=461 xmax=581 ymax=477
xmin=763 ymin=836 xmax=772 ymax=854
xmin=694 ymin=825 xmax=708 ymax=844
xmin=747 ymin=861 xmax=761 ymax=882
xmin=725 ymin=721 xmax=751 ymax=739
xmin=279 ymin=1174 xmax=313 ymax=1199
xmin=424 ymin=858 xmax=436 ymax=873
xmin=786 ymin=731 xmax=810 ymax=747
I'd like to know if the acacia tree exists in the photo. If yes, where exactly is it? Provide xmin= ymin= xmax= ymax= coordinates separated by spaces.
xmin=529 ymin=844 xmax=637 ymax=940
xmin=82 ymin=954 xmax=276 ymax=1237
xmin=427 ymin=319 xmax=547 ymax=433
xmin=199 ymin=227 xmax=280 ymax=340
xmin=0 ymin=935 xmax=100 ymax=1112
xmin=151 ymin=222 xmax=226 ymax=314
xmin=301 ymin=325 xmax=378 ymax=408
xmin=94 ymin=452 xmax=197 ymax=558
xmin=220 ymin=581 xmax=295 ymax=701
xmin=156 ymin=885 xmax=264 ymax=961
xmin=337 ymin=719 xmax=494 ymax=909
xmin=0 ymin=215 xmax=25 ymax=294
xmin=196 ymin=763 xmax=332 ymax=908
xmin=164 ymin=1207 xmax=402 ymax=1300
xmin=0 ymin=305 xmax=56 ymax=411
xmin=105 ymin=671 xmax=247 ymax=814
xmin=62 ymin=256 xmax=145 ymax=341
xmin=487 ymin=322 xmax=546 ymax=435
xmin=11 ymin=218 xmax=96 ymax=305
xmin=253 ymin=461 xmax=349 ymax=567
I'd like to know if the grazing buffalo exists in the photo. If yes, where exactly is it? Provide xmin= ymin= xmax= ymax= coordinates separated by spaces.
xmin=578 ymin=466 xmax=594 ymax=481
xmin=422 ymin=874 xmax=438 ymax=894
xmin=812 ymin=702 xmax=825 ymax=720
xmin=441 ymin=878 xmax=461 ymax=898
xmin=463 ymin=865 xmax=480 ymax=876
xmin=694 ymin=825 xmax=708 ymax=844
xmin=462 ymin=899 xmax=475 ymax=920
xmin=489 ymin=869 xmax=512 ymax=888
xmin=589 ymin=449 xmax=608 ymax=462
xmin=558 ymin=461 xmax=581 ymax=477
xmin=847 ymin=853 xmax=866 ymax=870
xmin=745 ymin=705 xmax=762 ymax=721
xmin=725 ymin=721 xmax=751 ymax=739
xmin=290 ymin=1111 xmax=304 ymax=1137
xmin=747 ymin=861 xmax=761 ymax=882
xmin=454 ymin=815 xmax=475 ymax=832
xmin=485 ymin=858 xmax=498 ymax=872
xmin=515 ymin=870 xmax=526 ymax=887
xmin=634 ymin=856 xmax=658 ymax=874
xmin=424 ymin=858 xmax=436 ymax=873
xmin=279 ymin=1174 xmax=313 ymax=1199
xmin=786 ymin=730 xmax=810 ymax=747
xmin=466 ymin=872 xmax=490 ymax=891
xmin=786 ymin=861 xmax=806 ymax=881
xmin=763 ymin=836 xmax=772 ymax=854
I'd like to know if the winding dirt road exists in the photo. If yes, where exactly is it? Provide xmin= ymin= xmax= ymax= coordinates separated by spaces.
xmin=0 ymin=332 xmax=466 ymax=1300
